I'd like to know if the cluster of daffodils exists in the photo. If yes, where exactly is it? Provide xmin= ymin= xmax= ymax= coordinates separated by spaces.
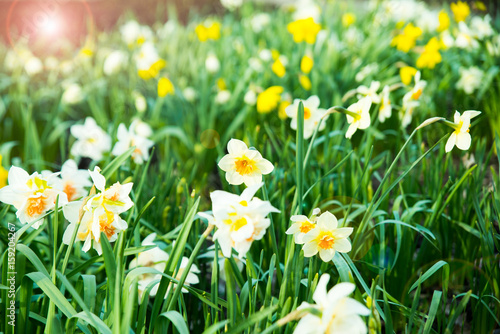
xmin=128 ymin=233 xmax=200 ymax=300
xmin=200 ymin=139 xmax=278 ymax=259
xmin=70 ymin=117 xmax=154 ymax=165
xmin=287 ymin=209 xmax=353 ymax=262
xmin=293 ymin=274 xmax=370 ymax=333
xmin=0 ymin=159 xmax=94 ymax=229
xmin=63 ymin=167 xmax=133 ymax=255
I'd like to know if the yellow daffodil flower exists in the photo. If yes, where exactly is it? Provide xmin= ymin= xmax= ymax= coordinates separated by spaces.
xmin=416 ymin=37 xmax=442 ymax=69
xmin=287 ymin=17 xmax=321 ymax=44
xmin=300 ymin=55 xmax=314 ymax=74
xmin=195 ymin=21 xmax=221 ymax=42
xmin=391 ymin=23 xmax=422 ymax=52
xmin=342 ymin=13 xmax=356 ymax=27
xmin=437 ymin=10 xmax=450 ymax=32
xmin=299 ymin=74 xmax=312 ymax=91
xmin=0 ymin=155 xmax=8 ymax=188
xmin=158 ymin=77 xmax=175 ymax=97
xmin=451 ymin=1 xmax=470 ymax=22
xmin=257 ymin=86 xmax=283 ymax=113
xmin=400 ymin=66 xmax=418 ymax=85
xmin=272 ymin=58 xmax=286 ymax=78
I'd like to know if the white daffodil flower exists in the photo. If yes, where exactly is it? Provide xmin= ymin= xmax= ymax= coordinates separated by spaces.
xmin=293 ymin=274 xmax=370 ymax=334
xmin=445 ymin=110 xmax=481 ymax=152
xmin=62 ymin=167 xmax=133 ymax=254
xmin=455 ymin=22 xmax=479 ymax=49
xmin=401 ymin=71 xmax=426 ymax=128
xmin=202 ymin=183 xmax=279 ymax=259
xmin=112 ymin=120 xmax=154 ymax=165
xmin=456 ymin=66 xmax=484 ymax=95
xmin=356 ymin=81 xmax=381 ymax=104
xmin=103 ymin=50 xmax=128 ymax=76
xmin=378 ymin=85 xmax=392 ymax=123
xmin=0 ymin=167 xmax=68 ymax=229
xmin=302 ymin=211 xmax=353 ymax=262
xmin=55 ymin=159 xmax=92 ymax=202
xmin=285 ymin=95 xmax=329 ymax=139
xmin=345 ymin=97 xmax=372 ymax=139
xmin=218 ymin=139 xmax=274 ymax=186
xmin=70 ymin=117 xmax=111 ymax=162
xmin=286 ymin=208 xmax=321 ymax=244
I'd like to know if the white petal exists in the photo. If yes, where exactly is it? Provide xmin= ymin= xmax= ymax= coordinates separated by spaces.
xmin=240 ymin=182 xmax=263 ymax=201
xmin=305 ymin=95 xmax=320 ymax=109
xmin=226 ymin=170 xmax=244 ymax=185
xmin=333 ymin=227 xmax=353 ymax=239
xmin=445 ymin=132 xmax=457 ymax=153
xmin=243 ymin=173 xmax=262 ymax=187
xmin=227 ymin=139 xmax=248 ymax=155
xmin=317 ymin=212 xmax=338 ymax=230
xmin=8 ymin=166 xmax=29 ymax=187
xmin=256 ymin=159 xmax=274 ymax=174
xmin=345 ymin=123 xmax=357 ymax=139
xmin=319 ymin=248 xmax=336 ymax=262
xmin=62 ymin=223 xmax=76 ymax=244
xmin=89 ymin=167 xmax=106 ymax=191
xmin=456 ymin=132 xmax=472 ymax=150
xmin=333 ymin=238 xmax=352 ymax=253
xmin=218 ymin=155 xmax=235 ymax=171
xmin=63 ymin=201 xmax=83 ymax=224
xmin=463 ymin=110 xmax=481 ymax=119
xmin=312 ymin=273 xmax=330 ymax=305
xmin=302 ymin=241 xmax=318 ymax=257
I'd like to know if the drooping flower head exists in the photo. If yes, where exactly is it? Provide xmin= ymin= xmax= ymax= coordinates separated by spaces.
xmin=0 ymin=167 xmax=68 ymax=228
xmin=218 ymin=139 xmax=274 ymax=186
xmin=445 ymin=110 xmax=481 ymax=152
xmin=302 ymin=211 xmax=353 ymax=262
xmin=285 ymin=95 xmax=329 ymax=139
xmin=345 ymin=97 xmax=372 ymax=139
xmin=401 ymin=71 xmax=427 ymax=128
xmin=70 ymin=117 xmax=112 ymax=162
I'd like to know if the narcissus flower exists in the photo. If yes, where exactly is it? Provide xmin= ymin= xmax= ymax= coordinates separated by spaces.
xmin=62 ymin=167 xmax=133 ymax=255
xmin=103 ymin=50 xmax=128 ymax=76
xmin=135 ymin=42 xmax=166 ymax=80
xmin=0 ymin=155 xmax=8 ymax=188
xmin=451 ymin=1 xmax=470 ymax=22
xmin=470 ymin=15 xmax=494 ymax=39
xmin=272 ymin=58 xmax=286 ymax=77
xmin=437 ymin=10 xmax=450 ymax=32
xmin=400 ymin=66 xmax=418 ymax=85
xmin=342 ymin=13 xmax=356 ymax=27
xmin=257 ymin=86 xmax=283 ymax=113
xmin=445 ymin=110 xmax=481 ymax=152
xmin=378 ymin=85 xmax=392 ymax=123
xmin=128 ymin=233 xmax=200 ymax=300
xmin=287 ymin=17 xmax=321 ymax=44
xmin=205 ymin=53 xmax=221 ymax=73
xmin=218 ymin=139 xmax=274 ymax=186
xmin=302 ymin=211 xmax=353 ymax=262
xmin=157 ymin=77 xmax=175 ymax=97
xmin=70 ymin=117 xmax=111 ymax=162
xmin=62 ymin=83 xmax=84 ymax=105
xmin=120 ymin=20 xmax=153 ymax=47
xmin=54 ymin=159 xmax=92 ymax=202
xmin=195 ymin=21 xmax=221 ymax=42
xmin=0 ymin=167 xmax=68 ymax=228
xmin=299 ymin=74 xmax=312 ymax=91
xmin=112 ymin=120 xmax=154 ymax=165
xmin=300 ymin=55 xmax=314 ymax=74
xmin=200 ymin=183 xmax=279 ymax=258
xmin=401 ymin=71 xmax=427 ymax=128
xmin=455 ymin=22 xmax=479 ymax=49
xmin=286 ymin=208 xmax=320 ymax=244
xmin=285 ymin=95 xmax=328 ymax=139
xmin=456 ymin=66 xmax=484 ymax=94
xmin=417 ymin=37 xmax=442 ymax=69
xmin=391 ymin=23 xmax=422 ymax=52
xmin=293 ymin=274 xmax=370 ymax=333
xmin=356 ymin=81 xmax=381 ymax=104
xmin=344 ymin=97 xmax=372 ymax=139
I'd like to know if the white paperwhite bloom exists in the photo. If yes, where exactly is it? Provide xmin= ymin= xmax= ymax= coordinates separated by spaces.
xmin=259 ymin=49 xmax=272 ymax=62
xmin=120 ymin=20 xmax=153 ymax=47
xmin=24 ymin=57 xmax=43 ymax=76
xmin=285 ymin=96 xmax=329 ymax=139
xmin=440 ymin=30 xmax=455 ymax=48
xmin=302 ymin=212 xmax=353 ymax=262
xmin=293 ymin=274 xmax=370 ymax=334
xmin=356 ymin=81 xmax=381 ymax=104
xmin=470 ymin=15 xmax=494 ymax=40
xmin=355 ymin=63 xmax=379 ymax=83
xmin=112 ymin=120 xmax=154 ymax=164
xmin=220 ymin=0 xmax=243 ymax=11
xmin=215 ymin=90 xmax=231 ymax=104
xmin=70 ymin=117 xmax=111 ymax=162
xmin=201 ymin=183 xmax=280 ymax=258
xmin=345 ymin=97 xmax=372 ymax=139
xmin=183 ymin=87 xmax=197 ymax=102
xmin=206 ymin=53 xmax=221 ymax=73
xmin=345 ymin=27 xmax=364 ymax=46
xmin=486 ymin=35 xmax=500 ymax=56
xmin=244 ymin=89 xmax=257 ymax=106
xmin=456 ymin=66 xmax=484 ymax=95
xmin=445 ymin=110 xmax=481 ymax=153
xmin=62 ymin=83 xmax=84 ymax=105
xmin=130 ymin=119 xmax=153 ymax=138
xmin=218 ymin=139 xmax=274 ymax=186
xmin=103 ymin=50 xmax=128 ymax=76
xmin=0 ymin=167 xmax=68 ymax=228
xmin=286 ymin=208 xmax=321 ymax=244
xmin=62 ymin=167 xmax=133 ymax=255
xmin=378 ymin=85 xmax=392 ymax=123
xmin=248 ymin=57 xmax=264 ymax=72
xmin=455 ymin=22 xmax=479 ymax=49
xmin=250 ymin=13 xmax=271 ymax=33
xmin=55 ymin=159 xmax=92 ymax=202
